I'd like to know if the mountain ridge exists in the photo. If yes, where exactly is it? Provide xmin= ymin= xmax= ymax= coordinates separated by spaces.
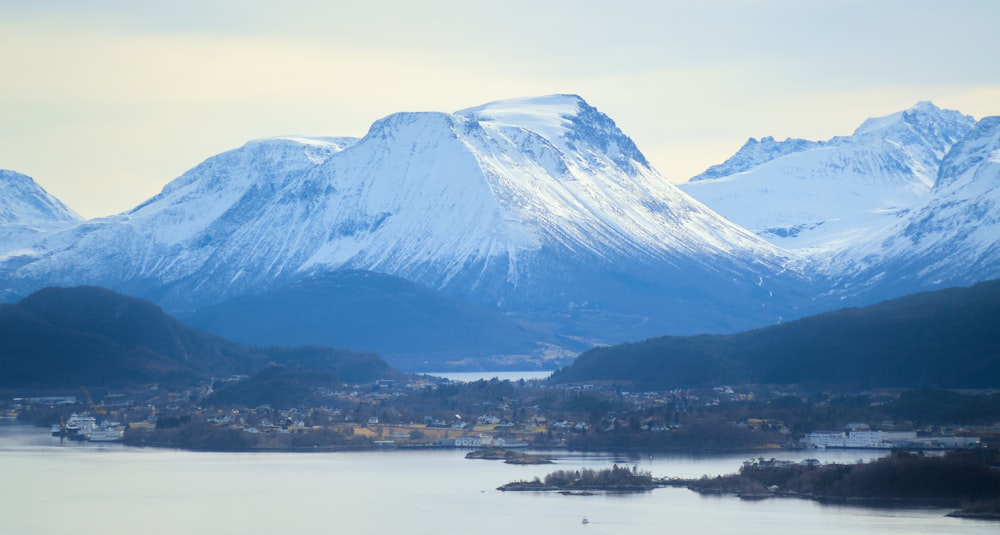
xmin=679 ymin=102 xmax=977 ymax=253
xmin=0 ymin=95 xmax=807 ymax=361
xmin=0 ymin=170 xmax=81 ymax=226
xmin=817 ymin=115 xmax=1000 ymax=302
xmin=549 ymin=279 xmax=1000 ymax=390
xmin=1 ymin=96 xmax=997 ymax=370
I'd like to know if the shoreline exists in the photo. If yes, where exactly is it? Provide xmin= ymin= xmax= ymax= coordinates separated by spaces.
xmin=660 ymin=453 xmax=1000 ymax=521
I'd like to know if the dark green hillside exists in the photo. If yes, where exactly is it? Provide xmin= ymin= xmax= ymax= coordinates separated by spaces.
xmin=207 ymin=366 xmax=337 ymax=408
xmin=0 ymin=286 xmax=393 ymax=389
xmin=550 ymin=280 xmax=1000 ymax=390
xmin=261 ymin=345 xmax=395 ymax=387
xmin=679 ymin=449 xmax=1000 ymax=511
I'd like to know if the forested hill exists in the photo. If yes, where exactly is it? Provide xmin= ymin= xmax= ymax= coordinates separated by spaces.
xmin=0 ymin=286 xmax=392 ymax=389
xmin=550 ymin=280 xmax=1000 ymax=390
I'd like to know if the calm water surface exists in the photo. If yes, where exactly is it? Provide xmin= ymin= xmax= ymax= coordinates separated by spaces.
xmin=1 ymin=423 xmax=994 ymax=534
xmin=426 ymin=371 xmax=553 ymax=382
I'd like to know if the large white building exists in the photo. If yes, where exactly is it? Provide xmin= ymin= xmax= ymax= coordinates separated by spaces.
xmin=801 ymin=429 xmax=980 ymax=450
xmin=802 ymin=430 xmax=917 ymax=449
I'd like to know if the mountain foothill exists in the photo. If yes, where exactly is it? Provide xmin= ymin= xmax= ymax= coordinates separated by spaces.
xmin=0 ymin=286 xmax=392 ymax=390
xmin=1 ymin=95 xmax=998 ymax=388
xmin=550 ymin=279 xmax=1000 ymax=390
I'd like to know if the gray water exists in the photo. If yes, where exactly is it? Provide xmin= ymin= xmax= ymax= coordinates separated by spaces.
xmin=427 ymin=371 xmax=553 ymax=382
xmin=0 ymin=423 xmax=994 ymax=534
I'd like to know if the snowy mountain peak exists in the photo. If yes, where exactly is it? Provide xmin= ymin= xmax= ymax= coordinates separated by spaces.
xmin=821 ymin=115 xmax=1000 ymax=299
xmin=246 ymin=136 xmax=359 ymax=162
xmin=225 ymin=135 xmax=356 ymax=169
xmin=457 ymin=94 xmax=585 ymax=135
xmin=689 ymin=136 xmax=820 ymax=181
xmin=0 ymin=170 xmax=80 ymax=226
xmin=125 ymin=135 xmax=356 ymax=245
xmin=680 ymin=101 xmax=979 ymax=253
xmin=692 ymin=102 xmax=973 ymax=187
xmin=364 ymin=111 xmax=460 ymax=141
xmin=3 ymin=97 xmax=997 ymax=367
xmin=854 ymin=101 xmax=942 ymax=134
xmin=0 ymin=95 xmax=802 ymax=345
xmin=852 ymin=101 xmax=976 ymax=160
xmin=142 ymin=135 xmax=352 ymax=209
xmin=457 ymin=94 xmax=649 ymax=170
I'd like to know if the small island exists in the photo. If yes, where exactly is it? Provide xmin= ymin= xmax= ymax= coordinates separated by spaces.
xmin=497 ymin=449 xmax=1000 ymax=519
xmin=464 ymin=449 xmax=553 ymax=464
xmin=499 ymin=465 xmax=661 ymax=493
xmin=666 ymin=449 xmax=1000 ymax=519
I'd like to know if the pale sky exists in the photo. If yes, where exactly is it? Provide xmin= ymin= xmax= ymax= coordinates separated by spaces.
xmin=2 ymin=0 xmax=999 ymax=218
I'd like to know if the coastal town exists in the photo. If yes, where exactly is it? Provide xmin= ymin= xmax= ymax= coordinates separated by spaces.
xmin=4 ymin=374 xmax=994 ymax=454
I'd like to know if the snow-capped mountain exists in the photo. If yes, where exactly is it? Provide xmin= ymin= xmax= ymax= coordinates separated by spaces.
xmin=1 ymin=136 xmax=357 ymax=297
xmin=0 ymin=170 xmax=80 ymax=227
xmin=3 ymin=96 xmax=997 ymax=368
xmin=820 ymin=115 xmax=1000 ymax=301
xmin=680 ymin=102 xmax=976 ymax=253
xmin=0 ymin=170 xmax=81 ymax=278
xmin=0 ymin=95 xmax=808 ymax=347
xmin=689 ymin=136 xmax=822 ymax=182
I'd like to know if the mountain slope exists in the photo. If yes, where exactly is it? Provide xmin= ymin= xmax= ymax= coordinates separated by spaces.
xmin=680 ymin=102 xmax=976 ymax=252
xmin=0 ymin=286 xmax=391 ymax=389
xmin=0 ymin=170 xmax=80 ymax=226
xmin=689 ymin=136 xmax=822 ymax=181
xmin=0 ymin=136 xmax=356 ymax=298
xmin=0 ymin=286 xmax=259 ymax=387
xmin=158 ymin=95 xmax=796 ymax=312
xmin=820 ymin=116 xmax=1000 ymax=300
xmin=182 ymin=270 xmax=575 ymax=371
xmin=549 ymin=279 xmax=1000 ymax=390
xmin=0 ymin=170 xmax=81 ymax=288
xmin=0 ymin=95 xmax=810 ymax=350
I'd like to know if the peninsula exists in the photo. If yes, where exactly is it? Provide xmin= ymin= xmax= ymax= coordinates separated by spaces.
xmin=665 ymin=449 xmax=1000 ymax=519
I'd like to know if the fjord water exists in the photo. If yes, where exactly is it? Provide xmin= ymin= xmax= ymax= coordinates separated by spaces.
xmin=428 ymin=371 xmax=553 ymax=382
xmin=1 ymin=424 xmax=993 ymax=535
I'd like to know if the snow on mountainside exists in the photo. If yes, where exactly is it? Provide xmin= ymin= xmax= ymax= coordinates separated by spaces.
xmin=0 ymin=170 xmax=81 ymax=279
xmin=0 ymin=170 xmax=80 ymax=227
xmin=689 ymin=136 xmax=821 ymax=181
xmin=819 ymin=116 xmax=1000 ymax=300
xmin=129 ymin=135 xmax=356 ymax=245
xmin=0 ymin=95 xmax=807 ymax=346
xmin=289 ymin=95 xmax=789 ymax=294
xmin=679 ymin=102 xmax=976 ymax=253
xmin=3 ymin=97 xmax=995 ymax=364
xmin=1 ymin=136 xmax=356 ymax=294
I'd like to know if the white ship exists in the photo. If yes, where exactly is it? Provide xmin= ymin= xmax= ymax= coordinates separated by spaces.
xmin=88 ymin=424 xmax=124 ymax=442
xmin=63 ymin=413 xmax=97 ymax=440
xmin=52 ymin=413 xmax=122 ymax=442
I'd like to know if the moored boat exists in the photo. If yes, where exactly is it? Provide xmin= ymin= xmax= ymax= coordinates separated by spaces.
xmin=88 ymin=425 xmax=124 ymax=442
xmin=53 ymin=413 xmax=103 ymax=441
